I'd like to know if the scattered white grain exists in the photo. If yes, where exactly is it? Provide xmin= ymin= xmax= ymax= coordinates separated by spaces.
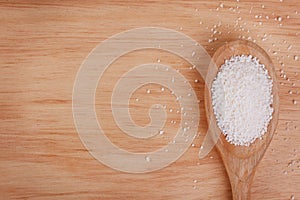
xmin=277 ymin=16 xmax=282 ymax=22
xmin=145 ymin=155 xmax=151 ymax=162
xmin=293 ymin=100 xmax=297 ymax=105
xmin=291 ymin=195 xmax=295 ymax=200
xmin=171 ymin=77 xmax=175 ymax=83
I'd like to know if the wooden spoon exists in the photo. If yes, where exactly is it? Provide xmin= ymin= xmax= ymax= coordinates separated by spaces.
xmin=203 ymin=40 xmax=279 ymax=200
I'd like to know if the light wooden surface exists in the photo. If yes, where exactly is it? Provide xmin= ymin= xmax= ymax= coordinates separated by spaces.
xmin=0 ymin=0 xmax=299 ymax=199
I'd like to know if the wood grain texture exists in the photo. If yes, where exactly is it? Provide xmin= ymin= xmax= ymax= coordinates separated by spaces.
xmin=0 ymin=0 xmax=299 ymax=199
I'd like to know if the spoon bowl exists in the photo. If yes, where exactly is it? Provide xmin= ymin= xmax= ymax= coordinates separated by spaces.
xmin=204 ymin=40 xmax=279 ymax=200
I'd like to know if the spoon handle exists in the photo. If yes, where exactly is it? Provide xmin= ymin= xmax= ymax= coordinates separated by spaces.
xmin=229 ymin=172 xmax=254 ymax=200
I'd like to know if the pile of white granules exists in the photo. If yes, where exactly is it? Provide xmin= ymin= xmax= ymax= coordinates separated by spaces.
xmin=211 ymin=55 xmax=274 ymax=146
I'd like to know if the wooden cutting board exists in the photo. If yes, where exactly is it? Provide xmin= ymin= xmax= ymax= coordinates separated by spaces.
xmin=0 ymin=1 xmax=299 ymax=199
